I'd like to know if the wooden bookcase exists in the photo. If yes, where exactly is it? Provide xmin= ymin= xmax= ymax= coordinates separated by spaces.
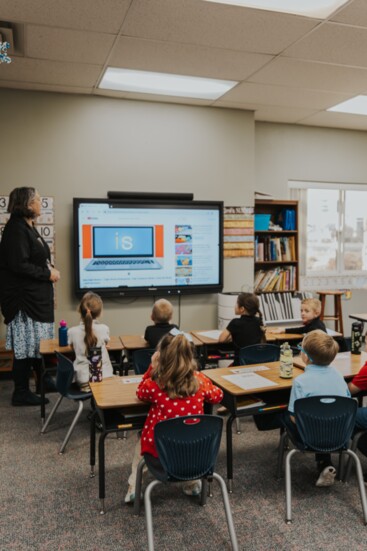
xmin=254 ymin=199 xmax=299 ymax=293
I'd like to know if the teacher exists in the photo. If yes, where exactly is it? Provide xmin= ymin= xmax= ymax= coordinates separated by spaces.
xmin=0 ymin=187 xmax=60 ymax=406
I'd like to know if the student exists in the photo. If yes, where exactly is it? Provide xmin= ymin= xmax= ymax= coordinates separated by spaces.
xmin=144 ymin=298 xmax=178 ymax=348
xmin=218 ymin=292 xmax=265 ymax=365
xmin=286 ymin=298 xmax=326 ymax=334
xmin=347 ymin=341 xmax=367 ymax=460
xmin=125 ymin=331 xmax=223 ymax=503
xmin=283 ymin=330 xmax=350 ymax=487
xmin=68 ymin=292 xmax=113 ymax=391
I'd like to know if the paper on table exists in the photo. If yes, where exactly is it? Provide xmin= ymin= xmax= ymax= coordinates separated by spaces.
xmin=122 ymin=376 xmax=143 ymax=384
xmin=231 ymin=365 xmax=269 ymax=374
xmin=222 ymin=372 xmax=278 ymax=390
xmin=198 ymin=330 xmax=222 ymax=340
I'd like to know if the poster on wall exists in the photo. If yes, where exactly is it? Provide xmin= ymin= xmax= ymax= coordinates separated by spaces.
xmin=0 ymin=195 xmax=55 ymax=265
xmin=223 ymin=206 xmax=254 ymax=258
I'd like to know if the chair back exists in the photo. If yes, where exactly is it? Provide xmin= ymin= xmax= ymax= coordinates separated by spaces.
xmin=55 ymin=352 xmax=75 ymax=396
xmin=294 ymin=396 xmax=357 ymax=452
xmin=132 ymin=348 xmax=155 ymax=374
xmin=239 ymin=343 xmax=280 ymax=365
xmin=154 ymin=415 xmax=223 ymax=481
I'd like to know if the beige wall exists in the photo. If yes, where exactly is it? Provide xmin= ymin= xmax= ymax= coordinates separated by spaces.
xmin=255 ymin=122 xmax=367 ymax=334
xmin=0 ymin=89 xmax=255 ymax=336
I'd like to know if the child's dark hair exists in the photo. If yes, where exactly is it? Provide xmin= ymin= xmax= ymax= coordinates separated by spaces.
xmin=78 ymin=292 xmax=103 ymax=355
xmin=152 ymin=333 xmax=199 ymax=398
xmin=8 ymin=187 xmax=37 ymax=218
xmin=238 ymin=292 xmax=263 ymax=325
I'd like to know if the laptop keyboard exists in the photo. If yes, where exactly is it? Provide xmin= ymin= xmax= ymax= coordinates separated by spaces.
xmin=91 ymin=259 xmax=156 ymax=266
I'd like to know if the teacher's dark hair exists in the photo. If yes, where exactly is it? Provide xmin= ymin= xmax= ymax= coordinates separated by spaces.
xmin=8 ymin=187 xmax=37 ymax=218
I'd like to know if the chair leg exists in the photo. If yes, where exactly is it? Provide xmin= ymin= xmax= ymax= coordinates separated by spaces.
xmin=40 ymin=395 xmax=63 ymax=434
xmin=343 ymin=432 xmax=365 ymax=483
xmin=144 ymin=480 xmax=161 ymax=551
xmin=134 ymin=458 xmax=146 ymax=516
xmin=59 ymin=400 xmax=84 ymax=454
xmin=235 ymin=418 xmax=241 ymax=434
xmin=277 ymin=430 xmax=288 ymax=479
xmin=212 ymin=473 xmax=239 ymax=551
xmin=285 ymin=449 xmax=299 ymax=524
xmin=345 ymin=449 xmax=367 ymax=525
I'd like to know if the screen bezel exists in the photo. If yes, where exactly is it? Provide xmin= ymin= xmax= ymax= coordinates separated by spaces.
xmin=73 ymin=197 xmax=224 ymax=298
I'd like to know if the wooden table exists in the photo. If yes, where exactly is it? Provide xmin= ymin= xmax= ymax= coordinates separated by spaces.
xmin=39 ymin=336 xmax=124 ymax=424
xmin=90 ymin=376 xmax=149 ymax=514
xmin=0 ymin=339 xmax=13 ymax=373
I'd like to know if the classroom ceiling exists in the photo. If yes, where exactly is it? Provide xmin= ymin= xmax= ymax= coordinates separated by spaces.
xmin=2 ymin=0 xmax=367 ymax=130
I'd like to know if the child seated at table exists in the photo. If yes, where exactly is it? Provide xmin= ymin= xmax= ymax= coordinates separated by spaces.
xmin=144 ymin=298 xmax=178 ymax=348
xmin=218 ymin=292 xmax=265 ymax=365
xmin=347 ymin=337 xmax=367 ymax=461
xmin=269 ymin=298 xmax=326 ymax=336
xmin=283 ymin=330 xmax=350 ymax=487
xmin=68 ymin=292 xmax=113 ymax=392
xmin=124 ymin=330 xmax=223 ymax=503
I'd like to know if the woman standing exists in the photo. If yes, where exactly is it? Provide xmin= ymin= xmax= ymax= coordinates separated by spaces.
xmin=0 ymin=187 xmax=60 ymax=406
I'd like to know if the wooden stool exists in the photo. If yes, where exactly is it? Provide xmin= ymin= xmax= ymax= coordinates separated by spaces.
xmin=317 ymin=291 xmax=344 ymax=335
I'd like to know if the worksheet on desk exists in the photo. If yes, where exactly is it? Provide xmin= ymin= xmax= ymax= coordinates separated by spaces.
xmin=222 ymin=372 xmax=278 ymax=390
xmin=198 ymin=330 xmax=222 ymax=340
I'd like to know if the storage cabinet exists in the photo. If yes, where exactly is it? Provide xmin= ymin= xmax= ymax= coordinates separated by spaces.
xmin=254 ymin=199 xmax=299 ymax=293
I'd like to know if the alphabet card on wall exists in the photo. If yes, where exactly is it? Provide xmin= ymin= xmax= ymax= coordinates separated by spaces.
xmin=223 ymin=206 xmax=254 ymax=258
xmin=0 ymin=195 xmax=55 ymax=265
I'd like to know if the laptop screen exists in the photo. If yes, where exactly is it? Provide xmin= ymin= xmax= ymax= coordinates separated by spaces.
xmin=92 ymin=226 xmax=154 ymax=257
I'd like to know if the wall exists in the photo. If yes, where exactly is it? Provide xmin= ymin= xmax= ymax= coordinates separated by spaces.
xmin=255 ymin=122 xmax=367 ymax=333
xmin=0 ymin=89 xmax=255 ymax=336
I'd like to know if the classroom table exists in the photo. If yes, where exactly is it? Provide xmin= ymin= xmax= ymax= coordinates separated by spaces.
xmin=39 ymin=336 xmax=124 ymax=424
xmin=89 ymin=375 xmax=149 ymax=514
xmin=204 ymin=361 xmax=303 ymax=492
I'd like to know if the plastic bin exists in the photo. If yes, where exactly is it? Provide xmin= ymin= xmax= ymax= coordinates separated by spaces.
xmin=254 ymin=214 xmax=271 ymax=231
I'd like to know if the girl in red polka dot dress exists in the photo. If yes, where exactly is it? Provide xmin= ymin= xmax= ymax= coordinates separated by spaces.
xmin=125 ymin=331 xmax=223 ymax=502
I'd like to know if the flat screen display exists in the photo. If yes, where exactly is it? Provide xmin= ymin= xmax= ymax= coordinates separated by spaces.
xmin=73 ymin=198 xmax=223 ymax=297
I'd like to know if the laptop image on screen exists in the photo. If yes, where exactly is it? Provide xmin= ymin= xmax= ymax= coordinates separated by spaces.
xmin=85 ymin=226 xmax=162 ymax=271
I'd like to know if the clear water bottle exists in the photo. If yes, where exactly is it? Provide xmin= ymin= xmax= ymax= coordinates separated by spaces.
xmin=279 ymin=341 xmax=293 ymax=378
xmin=58 ymin=320 xmax=68 ymax=347
xmin=351 ymin=321 xmax=363 ymax=355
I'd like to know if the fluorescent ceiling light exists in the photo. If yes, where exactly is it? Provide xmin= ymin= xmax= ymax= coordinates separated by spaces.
xmin=203 ymin=0 xmax=348 ymax=19
xmin=328 ymin=96 xmax=367 ymax=116
xmin=99 ymin=68 xmax=237 ymax=100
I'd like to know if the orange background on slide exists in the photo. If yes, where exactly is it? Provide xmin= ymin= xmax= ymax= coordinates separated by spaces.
xmin=82 ymin=224 xmax=164 ymax=258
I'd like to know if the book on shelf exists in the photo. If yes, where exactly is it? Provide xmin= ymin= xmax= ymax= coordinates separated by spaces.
xmin=236 ymin=396 xmax=266 ymax=410
xmin=254 ymin=266 xmax=297 ymax=292
xmin=255 ymin=236 xmax=296 ymax=262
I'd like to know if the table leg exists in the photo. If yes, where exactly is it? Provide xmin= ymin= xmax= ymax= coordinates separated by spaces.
xmin=40 ymin=356 xmax=46 ymax=426
xmin=90 ymin=409 xmax=96 ymax=478
xmin=226 ymin=414 xmax=236 ymax=493
xmin=98 ymin=430 xmax=108 ymax=514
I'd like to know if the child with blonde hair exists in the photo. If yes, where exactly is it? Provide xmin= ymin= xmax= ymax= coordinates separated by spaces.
xmin=125 ymin=331 xmax=223 ymax=502
xmin=219 ymin=292 xmax=265 ymax=365
xmin=144 ymin=298 xmax=178 ymax=348
xmin=68 ymin=292 xmax=113 ymax=391
xmin=285 ymin=298 xmax=326 ymax=334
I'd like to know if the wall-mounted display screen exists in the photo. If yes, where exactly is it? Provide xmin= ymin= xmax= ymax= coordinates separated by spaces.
xmin=73 ymin=198 xmax=223 ymax=297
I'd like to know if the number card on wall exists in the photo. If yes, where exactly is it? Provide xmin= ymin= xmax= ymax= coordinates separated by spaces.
xmin=0 ymin=196 xmax=55 ymax=264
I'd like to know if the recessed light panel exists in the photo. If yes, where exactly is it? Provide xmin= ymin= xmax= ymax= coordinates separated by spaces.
xmin=99 ymin=68 xmax=238 ymax=100
xmin=328 ymin=96 xmax=367 ymax=116
xmin=203 ymin=0 xmax=349 ymax=19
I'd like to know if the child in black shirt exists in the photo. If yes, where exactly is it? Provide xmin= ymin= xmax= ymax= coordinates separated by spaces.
xmin=144 ymin=299 xmax=178 ymax=348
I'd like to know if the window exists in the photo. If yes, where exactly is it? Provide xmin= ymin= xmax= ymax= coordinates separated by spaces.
xmin=289 ymin=182 xmax=367 ymax=287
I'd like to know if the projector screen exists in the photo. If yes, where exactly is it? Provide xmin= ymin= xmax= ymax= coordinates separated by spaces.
xmin=73 ymin=198 xmax=223 ymax=298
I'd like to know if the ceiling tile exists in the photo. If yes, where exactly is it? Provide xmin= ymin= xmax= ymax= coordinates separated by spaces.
xmin=0 ymin=80 xmax=93 ymax=95
xmin=0 ymin=58 xmax=103 ymax=87
xmin=121 ymin=0 xmax=318 ymax=54
xmin=26 ymin=25 xmax=116 ymax=64
xmin=254 ymin=105 xmax=319 ymax=123
xmin=109 ymin=36 xmax=272 ymax=81
xmin=249 ymin=57 xmax=367 ymax=94
xmin=331 ymin=0 xmax=367 ymax=27
xmin=283 ymin=22 xmax=367 ymax=67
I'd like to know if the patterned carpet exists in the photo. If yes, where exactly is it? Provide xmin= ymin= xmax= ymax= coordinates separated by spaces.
xmin=1 ymin=376 xmax=367 ymax=551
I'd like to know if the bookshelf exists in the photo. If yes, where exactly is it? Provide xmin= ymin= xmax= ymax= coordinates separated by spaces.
xmin=254 ymin=199 xmax=299 ymax=293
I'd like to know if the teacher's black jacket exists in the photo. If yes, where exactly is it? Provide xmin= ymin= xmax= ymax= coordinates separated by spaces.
xmin=0 ymin=214 xmax=54 ymax=324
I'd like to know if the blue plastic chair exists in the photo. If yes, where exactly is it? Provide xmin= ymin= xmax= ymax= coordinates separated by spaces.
xmin=41 ymin=352 xmax=92 ymax=454
xmin=134 ymin=415 xmax=238 ymax=551
xmin=239 ymin=343 xmax=280 ymax=365
xmin=132 ymin=348 xmax=155 ymax=374
xmin=279 ymin=396 xmax=367 ymax=524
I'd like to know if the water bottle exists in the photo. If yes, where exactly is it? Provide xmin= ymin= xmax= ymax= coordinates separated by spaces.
xmin=279 ymin=342 xmax=293 ymax=378
xmin=351 ymin=321 xmax=363 ymax=355
xmin=58 ymin=320 xmax=68 ymax=347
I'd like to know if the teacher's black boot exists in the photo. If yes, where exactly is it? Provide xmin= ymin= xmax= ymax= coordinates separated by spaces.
xmin=11 ymin=358 xmax=48 ymax=406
